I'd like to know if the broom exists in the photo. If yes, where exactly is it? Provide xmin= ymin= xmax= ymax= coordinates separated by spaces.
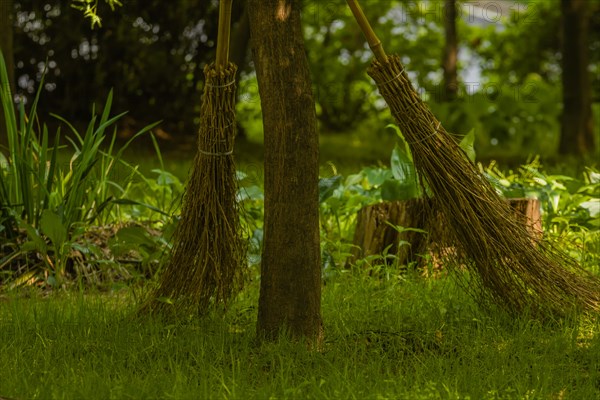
xmin=142 ymin=0 xmax=245 ymax=315
xmin=346 ymin=0 xmax=599 ymax=316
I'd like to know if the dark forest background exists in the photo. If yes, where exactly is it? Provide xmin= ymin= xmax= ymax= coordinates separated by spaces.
xmin=1 ymin=0 xmax=599 ymax=159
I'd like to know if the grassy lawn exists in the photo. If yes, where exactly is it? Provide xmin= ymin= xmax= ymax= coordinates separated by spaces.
xmin=1 ymin=270 xmax=599 ymax=400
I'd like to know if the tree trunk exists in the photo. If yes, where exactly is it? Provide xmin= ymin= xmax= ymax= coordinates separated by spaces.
xmin=0 ymin=0 xmax=15 ymax=146
xmin=248 ymin=0 xmax=323 ymax=344
xmin=442 ymin=0 xmax=458 ymax=101
xmin=559 ymin=0 xmax=595 ymax=155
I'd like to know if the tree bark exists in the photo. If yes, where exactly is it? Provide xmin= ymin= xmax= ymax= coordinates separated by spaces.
xmin=248 ymin=0 xmax=323 ymax=343
xmin=0 ymin=0 xmax=15 ymax=146
xmin=560 ymin=0 xmax=595 ymax=155
xmin=442 ymin=0 xmax=458 ymax=101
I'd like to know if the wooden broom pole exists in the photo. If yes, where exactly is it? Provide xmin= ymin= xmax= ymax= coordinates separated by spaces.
xmin=346 ymin=0 xmax=389 ymax=64
xmin=216 ymin=0 xmax=234 ymax=68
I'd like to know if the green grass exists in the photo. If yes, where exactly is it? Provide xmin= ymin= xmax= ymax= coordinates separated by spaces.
xmin=1 ymin=270 xmax=599 ymax=400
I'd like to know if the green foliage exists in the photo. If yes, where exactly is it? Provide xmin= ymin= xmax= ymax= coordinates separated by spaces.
xmin=303 ymin=0 xmax=445 ymax=131
xmin=467 ymin=0 xmax=562 ymax=85
xmin=0 ymin=50 xmax=163 ymax=285
xmin=362 ymin=124 xmax=475 ymax=204
xmin=486 ymin=159 xmax=599 ymax=230
xmin=428 ymin=74 xmax=562 ymax=157
xmin=236 ymin=73 xmax=264 ymax=142
xmin=0 ymin=54 xmax=50 ymax=231
xmin=71 ymin=0 xmax=123 ymax=28
xmin=316 ymin=139 xmax=600 ymax=273
xmin=485 ymin=158 xmax=600 ymax=271
xmin=108 ymin=224 xmax=170 ymax=276
xmin=235 ymin=169 xmax=266 ymax=269
xmin=460 ymin=128 xmax=476 ymax=163
xmin=303 ymin=1 xmax=374 ymax=131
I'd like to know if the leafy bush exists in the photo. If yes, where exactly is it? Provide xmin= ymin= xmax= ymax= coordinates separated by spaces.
xmin=0 ymin=51 xmax=163 ymax=287
xmin=317 ymin=135 xmax=599 ymax=274
xmin=485 ymin=158 xmax=600 ymax=272
xmin=428 ymin=74 xmax=562 ymax=157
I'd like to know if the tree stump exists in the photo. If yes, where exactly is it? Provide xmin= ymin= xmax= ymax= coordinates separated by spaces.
xmin=347 ymin=197 xmax=543 ymax=269
xmin=508 ymin=198 xmax=543 ymax=242
xmin=347 ymin=198 xmax=430 ymax=267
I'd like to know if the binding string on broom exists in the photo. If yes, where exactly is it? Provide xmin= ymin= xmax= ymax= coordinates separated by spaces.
xmin=205 ymin=79 xmax=237 ymax=89
xmin=377 ymin=67 xmax=405 ymax=86
xmin=198 ymin=149 xmax=234 ymax=156
xmin=404 ymin=122 xmax=442 ymax=145
xmin=198 ymin=141 xmax=235 ymax=156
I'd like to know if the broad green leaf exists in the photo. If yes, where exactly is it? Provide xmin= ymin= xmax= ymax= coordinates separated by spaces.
xmin=381 ymin=179 xmax=418 ymax=201
xmin=588 ymin=171 xmax=600 ymax=184
xmin=387 ymin=124 xmax=412 ymax=160
xmin=318 ymin=175 xmax=343 ymax=203
xmin=40 ymin=210 xmax=68 ymax=250
xmin=152 ymin=169 xmax=180 ymax=186
xmin=580 ymin=199 xmax=600 ymax=218
xmin=46 ymin=275 xmax=58 ymax=287
xmin=385 ymin=222 xmax=428 ymax=235
xmin=391 ymin=144 xmax=416 ymax=183
xmin=18 ymin=220 xmax=47 ymax=253
xmin=237 ymin=185 xmax=264 ymax=202
xmin=109 ymin=226 xmax=156 ymax=257
xmin=364 ymin=168 xmax=392 ymax=187
xmin=345 ymin=173 xmax=364 ymax=186
xmin=459 ymin=129 xmax=476 ymax=163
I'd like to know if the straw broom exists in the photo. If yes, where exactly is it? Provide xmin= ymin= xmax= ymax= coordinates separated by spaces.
xmin=141 ymin=0 xmax=245 ymax=316
xmin=346 ymin=0 xmax=599 ymax=316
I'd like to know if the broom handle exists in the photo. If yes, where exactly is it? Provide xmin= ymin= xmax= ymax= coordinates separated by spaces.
xmin=216 ymin=0 xmax=234 ymax=68
xmin=346 ymin=0 xmax=389 ymax=64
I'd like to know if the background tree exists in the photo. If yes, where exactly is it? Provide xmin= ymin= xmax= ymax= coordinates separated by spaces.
xmin=248 ymin=0 xmax=323 ymax=343
xmin=452 ymin=0 xmax=599 ymax=158
xmin=442 ymin=0 xmax=458 ymax=101
xmin=560 ymin=0 xmax=595 ymax=155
